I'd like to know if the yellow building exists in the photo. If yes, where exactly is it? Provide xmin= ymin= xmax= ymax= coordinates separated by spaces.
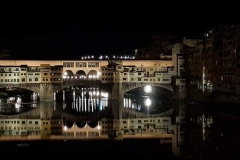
xmin=40 ymin=64 xmax=51 ymax=83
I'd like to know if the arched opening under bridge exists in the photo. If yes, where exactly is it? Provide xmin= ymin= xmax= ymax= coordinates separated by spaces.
xmin=63 ymin=70 xmax=74 ymax=79
xmin=87 ymin=70 xmax=99 ymax=80
xmin=76 ymin=70 xmax=87 ymax=79
xmin=87 ymin=121 xmax=98 ymax=128
xmin=75 ymin=121 xmax=87 ymax=128
xmin=64 ymin=121 xmax=74 ymax=129
xmin=0 ymin=87 xmax=38 ymax=115
xmin=124 ymin=86 xmax=174 ymax=115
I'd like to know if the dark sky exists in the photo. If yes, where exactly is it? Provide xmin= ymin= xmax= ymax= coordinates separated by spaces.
xmin=0 ymin=5 xmax=238 ymax=60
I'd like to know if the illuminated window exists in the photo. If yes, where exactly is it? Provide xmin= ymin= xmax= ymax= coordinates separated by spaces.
xmin=88 ymin=62 xmax=99 ymax=67
xmin=76 ymin=62 xmax=87 ymax=67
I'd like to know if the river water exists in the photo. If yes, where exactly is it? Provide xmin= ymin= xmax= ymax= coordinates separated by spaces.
xmin=1 ymin=88 xmax=240 ymax=159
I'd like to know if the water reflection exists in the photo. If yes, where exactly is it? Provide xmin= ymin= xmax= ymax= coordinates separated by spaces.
xmin=2 ymin=89 xmax=240 ymax=159
xmin=0 ymin=92 xmax=38 ymax=115
xmin=124 ymin=93 xmax=172 ymax=115
xmin=181 ymin=102 xmax=240 ymax=160
xmin=59 ymin=88 xmax=108 ymax=113
xmin=0 ymin=86 xmax=173 ymax=116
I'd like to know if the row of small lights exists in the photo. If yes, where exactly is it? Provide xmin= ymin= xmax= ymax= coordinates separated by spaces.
xmin=81 ymin=55 xmax=135 ymax=60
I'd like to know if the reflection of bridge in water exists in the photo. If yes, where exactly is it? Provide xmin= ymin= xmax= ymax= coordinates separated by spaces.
xmin=0 ymin=100 xmax=186 ymax=160
xmin=0 ymin=108 xmax=176 ymax=140
xmin=0 ymin=59 xmax=186 ymax=151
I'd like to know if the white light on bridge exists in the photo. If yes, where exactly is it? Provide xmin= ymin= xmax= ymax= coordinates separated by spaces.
xmin=144 ymin=85 xmax=152 ymax=93
xmin=64 ymin=126 xmax=67 ymax=131
xmin=97 ymin=125 xmax=101 ymax=130
xmin=97 ymin=71 xmax=101 ymax=76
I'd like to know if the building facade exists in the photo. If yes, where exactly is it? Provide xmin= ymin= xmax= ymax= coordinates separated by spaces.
xmin=0 ymin=115 xmax=175 ymax=141
xmin=184 ymin=24 xmax=240 ymax=103
xmin=0 ymin=64 xmax=63 ymax=85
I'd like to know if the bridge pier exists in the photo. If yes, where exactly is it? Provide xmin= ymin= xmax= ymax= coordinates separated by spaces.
xmin=108 ymin=83 xmax=124 ymax=140
xmin=110 ymin=83 xmax=124 ymax=120
xmin=39 ymin=84 xmax=54 ymax=101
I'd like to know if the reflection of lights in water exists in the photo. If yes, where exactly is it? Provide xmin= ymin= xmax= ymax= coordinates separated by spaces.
xmin=145 ymin=98 xmax=151 ymax=114
xmin=102 ymin=92 xmax=108 ymax=98
xmin=64 ymin=126 xmax=67 ymax=131
xmin=32 ymin=92 xmax=38 ymax=100
xmin=7 ymin=97 xmax=15 ymax=103
xmin=16 ymin=97 xmax=22 ymax=104
xmin=69 ymin=89 xmax=109 ymax=112
xmin=97 ymin=125 xmax=101 ymax=130
xmin=15 ymin=103 xmax=21 ymax=108
xmin=31 ymin=103 xmax=37 ymax=108
xmin=145 ymin=98 xmax=152 ymax=107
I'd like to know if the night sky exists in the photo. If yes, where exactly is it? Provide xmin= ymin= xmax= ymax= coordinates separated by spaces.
xmin=0 ymin=5 xmax=238 ymax=60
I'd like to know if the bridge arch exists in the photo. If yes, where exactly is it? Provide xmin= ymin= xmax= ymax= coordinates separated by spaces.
xmin=122 ymin=83 xmax=173 ymax=93
xmin=64 ymin=121 xmax=74 ymax=129
xmin=122 ymin=83 xmax=174 ymax=99
xmin=75 ymin=121 xmax=87 ymax=128
xmin=87 ymin=70 xmax=98 ymax=80
xmin=63 ymin=70 xmax=74 ymax=79
xmin=87 ymin=121 xmax=98 ymax=128
xmin=0 ymin=84 xmax=40 ymax=94
xmin=76 ymin=70 xmax=87 ymax=79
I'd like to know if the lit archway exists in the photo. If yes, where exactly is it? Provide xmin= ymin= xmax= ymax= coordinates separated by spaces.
xmin=76 ymin=70 xmax=87 ymax=79
xmin=87 ymin=70 xmax=98 ymax=80
xmin=63 ymin=70 xmax=74 ymax=79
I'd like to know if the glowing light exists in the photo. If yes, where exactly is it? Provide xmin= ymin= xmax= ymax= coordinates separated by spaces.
xmin=145 ymin=98 xmax=152 ymax=107
xmin=64 ymin=126 xmax=67 ymax=131
xmin=15 ymin=103 xmax=21 ymax=108
xmin=16 ymin=97 xmax=22 ymax=104
xmin=144 ymin=85 xmax=152 ymax=93
xmin=97 ymin=125 xmax=101 ymax=130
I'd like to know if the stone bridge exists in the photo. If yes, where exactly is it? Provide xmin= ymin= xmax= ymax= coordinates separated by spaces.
xmin=0 ymin=80 xmax=175 ymax=101
xmin=122 ymin=82 xmax=173 ymax=92
xmin=0 ymin=81 xmax=179 ymax=124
